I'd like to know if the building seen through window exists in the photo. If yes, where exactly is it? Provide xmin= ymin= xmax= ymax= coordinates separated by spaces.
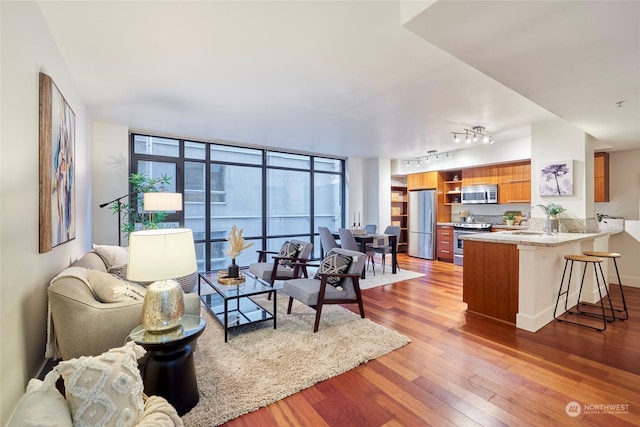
xmin=131 ymin=134 xmax=345 ymax=271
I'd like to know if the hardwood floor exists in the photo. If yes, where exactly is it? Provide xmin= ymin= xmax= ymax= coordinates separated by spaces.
xmin=225 ymin=254 xmax=640 ymax=426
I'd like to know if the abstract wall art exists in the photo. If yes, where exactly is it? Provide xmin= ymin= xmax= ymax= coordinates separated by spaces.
xmin=39 ymin=72 xmax=76 ymax=253
xmin=539 ymin=159 xmax=574 ymax=196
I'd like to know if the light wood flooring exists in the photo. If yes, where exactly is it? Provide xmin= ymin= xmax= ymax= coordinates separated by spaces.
xmin=225 ymin=254 xmax=640 ymax=426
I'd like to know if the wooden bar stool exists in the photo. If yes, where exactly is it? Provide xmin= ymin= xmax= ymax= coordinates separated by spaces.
xmin=583 ymin=251 xmax=628 ymax=320
xmin=554 ymin=254 xmax=615 ymax=331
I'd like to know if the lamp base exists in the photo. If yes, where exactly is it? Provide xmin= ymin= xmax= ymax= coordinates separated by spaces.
xmin=142 ymin=280 xmax=185 ymax=332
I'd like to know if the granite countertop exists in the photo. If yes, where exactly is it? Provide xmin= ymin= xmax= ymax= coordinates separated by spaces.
xmin=458 ymin=230 xmax=607 ymax=247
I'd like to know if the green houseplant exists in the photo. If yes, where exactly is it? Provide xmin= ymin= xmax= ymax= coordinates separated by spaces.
xmin=503 ymin=212 xmax=517 ymax=226
xmin=109 ymin=172 xmax=173 ymax=239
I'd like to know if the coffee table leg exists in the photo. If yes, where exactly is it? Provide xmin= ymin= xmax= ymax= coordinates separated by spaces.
xmin=224 ymin=299 xmax=228 ymax=342
xmin=273 ymin=290 xmax=277 ymax=329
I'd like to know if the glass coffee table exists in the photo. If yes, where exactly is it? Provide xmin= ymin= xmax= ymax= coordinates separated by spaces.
xmin=198 ymin=270 xmax=276 ymax=342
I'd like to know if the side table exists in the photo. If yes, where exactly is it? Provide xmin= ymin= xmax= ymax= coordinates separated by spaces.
xmin=129 ymin=315 xmax=206 ymax=416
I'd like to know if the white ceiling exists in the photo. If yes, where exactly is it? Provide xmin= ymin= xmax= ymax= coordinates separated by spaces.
xmin=37 ymin=1 xmax=640 ymax=160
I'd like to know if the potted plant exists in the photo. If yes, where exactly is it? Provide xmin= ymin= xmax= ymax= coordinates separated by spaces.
xmin=109 ymin=172 xmax=173 ymax=240
xmin=546 ymin=203 xmax=565 ymax=233
xmin=503 ymin=212 xmax=517 ymax=226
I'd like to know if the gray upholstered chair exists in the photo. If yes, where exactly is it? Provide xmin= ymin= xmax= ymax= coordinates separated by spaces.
xmin=318 ymin=226 xmax=339 ymax=257
xmin=339 ymin=228 xmax=375 ymax=275
xmin=364 ymin=224 xmax=377 ymax=234
xmin=283 ymin=248 xmax=366 ymax=332
xmin=248 ymin=239 xmax=313 ymax=293
xmin=373 ymin=225 xmax=401 ymax=274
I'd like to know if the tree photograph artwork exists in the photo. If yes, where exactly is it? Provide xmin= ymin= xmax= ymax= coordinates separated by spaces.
xmin=539 ymin=160 xmax=573 ymax=196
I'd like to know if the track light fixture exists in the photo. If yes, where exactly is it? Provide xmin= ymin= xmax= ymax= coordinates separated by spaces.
xmin=404 ymin=150 xmax=450 ymax=167
xmin=452 ymin=126 xmax=494 ymax=145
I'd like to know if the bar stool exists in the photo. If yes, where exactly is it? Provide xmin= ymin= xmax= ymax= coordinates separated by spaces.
xmin=583 ymin=251 xmax=628 ymax=320
xmin=554 ymin=254 xmax=615 ymax=331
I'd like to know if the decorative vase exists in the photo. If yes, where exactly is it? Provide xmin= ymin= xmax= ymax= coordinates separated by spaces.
xmin=228 ymin=258 xmax=239 ymax=278
xmin=549 ymin=215 xmax=559 ymax=233
xmin=505 ymin=219 xmax=515 ymax=226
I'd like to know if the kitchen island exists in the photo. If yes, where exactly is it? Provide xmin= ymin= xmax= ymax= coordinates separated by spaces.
xmin=459 ymin=230 xmax=611 ymax=332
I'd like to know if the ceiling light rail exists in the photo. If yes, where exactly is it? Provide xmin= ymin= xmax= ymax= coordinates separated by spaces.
xmin=404 ymin=150 xmax=451 ymax=167
xmin=452 ymin=126 xmax=494 ymax=145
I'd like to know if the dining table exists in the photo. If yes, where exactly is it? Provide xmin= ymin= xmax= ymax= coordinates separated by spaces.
xmin=329 ymin=231 xmax=397 ymax=279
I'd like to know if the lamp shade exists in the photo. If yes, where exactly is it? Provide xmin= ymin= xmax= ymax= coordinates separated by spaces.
xmin=143 ymin=192 xmax=182 ymax=212
xmin=127 ymin=228 xmax=197 ymax=282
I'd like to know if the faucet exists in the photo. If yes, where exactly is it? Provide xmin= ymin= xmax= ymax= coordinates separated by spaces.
xmin=527 ymin=204 xmax=552 ymax=235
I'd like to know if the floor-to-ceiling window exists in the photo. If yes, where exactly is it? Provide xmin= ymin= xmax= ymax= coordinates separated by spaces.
xmin=130 ymin=133 xmax=345 ymax=270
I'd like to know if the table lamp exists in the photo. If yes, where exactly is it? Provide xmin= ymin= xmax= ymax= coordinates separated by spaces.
xmin=127 ymin=228 xmax=197 ymax=332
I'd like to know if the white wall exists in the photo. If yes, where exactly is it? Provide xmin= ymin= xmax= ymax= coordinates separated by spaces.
xmin=93 ymin=122 xmax=130 ymax=245
xmin=531 ymin=118 xmax=596 ymax=230
xmin=0 ymin=2 xmax=91 ymax=423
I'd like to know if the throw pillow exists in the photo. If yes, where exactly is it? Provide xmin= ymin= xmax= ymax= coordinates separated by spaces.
xmin=56 ymin=342 xmax=146 ymax=427
xmin=93 ymin=244 xmax=129 ymax=269
xmin=7 ymin=376 xmax=72 ymax=427
xmin=314 ymin=252 xmax=353 ymax=289
xmin=278 ymin=241 xmax=301 ymax=268
xmin=108 ymin=264 xmax=128 ymax=280
xmin=88 ymin=270 xmax=146 ymax=303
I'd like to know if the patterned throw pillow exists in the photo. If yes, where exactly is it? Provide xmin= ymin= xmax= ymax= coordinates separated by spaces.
xmin=314 ymin=252 xmax=353 ymax=288
xmin=56 ymin=342 xmax=146 ymax=427
xmin=278 ymin=241 xmax=301 ymax=268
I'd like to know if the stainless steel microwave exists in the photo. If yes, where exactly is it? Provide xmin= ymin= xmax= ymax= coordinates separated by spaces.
xmin=461 ymin=184 xmax=498 ymax=204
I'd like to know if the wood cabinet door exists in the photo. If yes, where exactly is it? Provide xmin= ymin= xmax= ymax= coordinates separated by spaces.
xmin=407 ymin=172 xmax=437 ymax=190
xmin=594 ymin=152 xmax=609 ymax=202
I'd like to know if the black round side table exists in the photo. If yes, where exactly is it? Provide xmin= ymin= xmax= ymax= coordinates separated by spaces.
xmin=129 ymin=315 xmax=206 ymax=416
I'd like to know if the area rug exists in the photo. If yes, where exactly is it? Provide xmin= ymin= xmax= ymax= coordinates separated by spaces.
xmin=181 ymin=294 xmax=411 ymax=426
xmin=359 ymin=268 xmax=424 ymax=290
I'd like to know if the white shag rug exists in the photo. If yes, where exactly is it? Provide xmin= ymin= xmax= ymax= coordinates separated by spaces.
xmin=181 ymin=294 xmax=410 ymax=426
xmin=358 ymin=268 xmax=424 ymax=290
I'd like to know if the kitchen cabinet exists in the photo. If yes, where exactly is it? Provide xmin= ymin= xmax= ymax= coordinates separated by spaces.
xmin=497 ymin=161 xmax=531 ymax=204
xmin=594 ymin=152 xmax=609 ymax=202
xmin=462 ymin=165 xmax=498 ymax=186
xmin=436 ymin=225 xmax=454 ymax=262
xmin=463 ymin=240 xmax=519 ymax=324
xmin=390 ymin=185 xmax=408 ymax=253
xmin=407 ymin=171 xmax=438 ymax=190
xmin=443 ymin=170 xmax=462 ymax=206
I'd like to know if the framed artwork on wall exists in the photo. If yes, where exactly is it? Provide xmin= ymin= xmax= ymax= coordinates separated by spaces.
xmin=39 ymin=72 xmax=76 ymax=253
xmin=539 ymin=160 xmax=574 ymax=196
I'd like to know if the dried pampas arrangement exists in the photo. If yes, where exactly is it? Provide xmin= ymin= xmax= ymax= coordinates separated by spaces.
xmin=224 ymin=225 xmax=253 ymax=259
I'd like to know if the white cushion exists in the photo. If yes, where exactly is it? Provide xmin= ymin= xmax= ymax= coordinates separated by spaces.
xmin=88 ymin=270 xmax=146 ymax=303
xmin=93 ymin=244 xmax=129 ymax=268
xmin=56 ymin=342 xmax=146 ymax=427
xmin=7 ymin=377 xmax=72 ymax=427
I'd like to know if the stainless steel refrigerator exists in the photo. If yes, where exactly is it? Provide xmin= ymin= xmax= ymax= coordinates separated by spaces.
xmin=408 ymin=189 xmax=436 ymax=259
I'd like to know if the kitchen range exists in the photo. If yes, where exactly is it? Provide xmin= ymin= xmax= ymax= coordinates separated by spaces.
xmin=453 ymin=222 xmax=492 ymax=265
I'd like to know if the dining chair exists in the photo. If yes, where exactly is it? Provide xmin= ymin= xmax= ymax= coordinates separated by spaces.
xmin=318 ymin=226 xmax=340 ymax=258
xmin=364 ymin=224 xmax=377 ymax=234
xmin=374 ymin=225 xmax=401 ymax=274
xmin=339 ymin=228 xmax=375 ymax=275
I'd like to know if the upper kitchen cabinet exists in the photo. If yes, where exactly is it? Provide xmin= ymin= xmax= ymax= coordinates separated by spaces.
xmin=594 ymin=152 xmax=610 ymax=202
xmin=407 ymin=171 xmax=438 ymax=190
xmin=462 ymin=165 xmax=498 ymax=186
xmin=443 ymin=170 xmax=462 ymax=206
xmin=497 ymin=161 xmax=531 ymax=204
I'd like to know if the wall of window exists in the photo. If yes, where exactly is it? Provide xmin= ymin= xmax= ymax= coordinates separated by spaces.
xmin=130 ymin=133 xmax=345 ymax=271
